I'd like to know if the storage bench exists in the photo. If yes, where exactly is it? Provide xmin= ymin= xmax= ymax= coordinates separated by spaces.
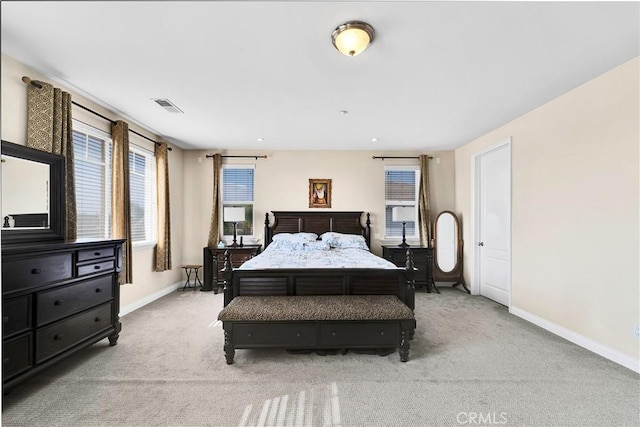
xmin=217 ymin=294 xmax=416 ymax=364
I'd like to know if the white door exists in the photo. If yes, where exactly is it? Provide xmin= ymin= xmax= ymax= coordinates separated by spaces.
xmin=475 ymin=141 xmax=511 ymax=306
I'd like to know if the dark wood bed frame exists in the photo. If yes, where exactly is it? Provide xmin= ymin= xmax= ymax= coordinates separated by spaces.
xmin=219 ymin=211 xmax=417 ymax=362
xmin=222 ymin=211 xmax=415 ymax=308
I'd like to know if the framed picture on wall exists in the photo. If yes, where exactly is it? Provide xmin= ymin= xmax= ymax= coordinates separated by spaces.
xmin=309 ymin=179 xmax=332 ymax=208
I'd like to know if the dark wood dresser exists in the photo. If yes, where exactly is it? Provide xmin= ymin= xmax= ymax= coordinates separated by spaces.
xmin=203 ymin=245 xmax=261 ymax=293
xmin=382 ymin=245 xmax=433 ymax=292
xmin=2 ymin=239 xmax=124 ymax=392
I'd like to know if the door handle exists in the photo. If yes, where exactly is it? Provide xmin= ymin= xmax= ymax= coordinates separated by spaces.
xmin=478 ymin=242 xmax=484 ymax=247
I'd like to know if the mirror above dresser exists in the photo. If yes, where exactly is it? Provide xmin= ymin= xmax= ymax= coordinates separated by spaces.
xmin=1 ymin=140 xmax=66 ymax=245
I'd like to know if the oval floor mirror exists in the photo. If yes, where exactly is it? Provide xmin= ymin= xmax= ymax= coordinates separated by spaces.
xmin=433 ymin=210 xmax=469 ymax=293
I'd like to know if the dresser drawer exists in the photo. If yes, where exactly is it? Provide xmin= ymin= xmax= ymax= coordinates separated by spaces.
xmin=36 ymin=303 xmax=113 ymax=363
xmin=36 ymin=275 xmax=113 ymax=326
xmin=2 ymin=296 xmax=32 ymax=338
xmin=319 ymin=322 xmax=399 ymax=347
xmin=217 ymin=252 xmax=254 ymax=268
xmin=2 ymin=253 xmax=73 ymax=293
xmin=232 ymin=323 xmax=316 ymax=347
xmin=3 ymin=334 xmax=33 ymax=379
xmin=384 ymin=251 xmax=403 ymax=264
xmin=77 ymin=260 xmax=115 ymax=277
xmin=77 ymin=246 xmax=115 ymax=262
xmin=413 ymin=258 xmax=427 ymax=273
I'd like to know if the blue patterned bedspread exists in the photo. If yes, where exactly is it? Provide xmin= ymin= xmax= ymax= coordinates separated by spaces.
xmin=238 ymin=246 xmax=400 ymax=270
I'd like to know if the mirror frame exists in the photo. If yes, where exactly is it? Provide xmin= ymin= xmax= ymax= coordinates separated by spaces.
xmin=1 ymin=140 xmax=66 ymax=245
xmin=432 ymin=210 xmax=469 ymax=293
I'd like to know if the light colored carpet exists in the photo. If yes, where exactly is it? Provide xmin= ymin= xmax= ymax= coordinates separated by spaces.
xmin=2 ymin=288 xmax=638 ymax=427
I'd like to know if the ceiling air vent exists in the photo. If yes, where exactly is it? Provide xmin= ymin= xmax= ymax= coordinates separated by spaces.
xmin=152 ymin=98 xmax=184 ymax=114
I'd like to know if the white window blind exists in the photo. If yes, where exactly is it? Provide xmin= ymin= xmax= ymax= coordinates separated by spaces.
xmin=384 ymin=167 xmax=419 ymax=238
xmin=222 ymin=166 xmax=254 ymax=237
xmin=129 ymin=145 xmax=157 ymax=245
xmin=73 ymin=125 xmax=112 ymax=240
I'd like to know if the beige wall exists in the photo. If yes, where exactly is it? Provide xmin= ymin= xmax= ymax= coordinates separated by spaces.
xmin=1 ymin=54 xmax=185 ymax=309
xmin=182 ymin=150 xmax=455 ymax=262
xmin=455 ymin=57 xmax=639 ymax=362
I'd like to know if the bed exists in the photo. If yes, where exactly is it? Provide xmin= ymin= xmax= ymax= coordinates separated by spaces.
xmin=217 ymin=211 xmax=418 ymax=363
xmin=221 ymin=211 xmax=416 ymax=308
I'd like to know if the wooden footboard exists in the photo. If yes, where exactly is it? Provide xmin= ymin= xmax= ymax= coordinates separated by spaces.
xmin=221 ymin=249 xmax=417 ymax=310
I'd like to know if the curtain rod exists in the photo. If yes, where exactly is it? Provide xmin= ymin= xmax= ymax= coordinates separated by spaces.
xmin=205 ymin=154 xmax=268 ymax=159
xmin=372 ymin=155 xmax=433 ymax=160
xmin=22 ymin=76 xmax=172 ymax=151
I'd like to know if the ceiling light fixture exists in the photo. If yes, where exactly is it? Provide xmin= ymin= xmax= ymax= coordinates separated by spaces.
xmin=331 ymin=21 xmax=375 ymax=57
xmin=371 ymin=138 xmax=378 ymax=142
xmin=257 ymin=137 xmax=264 ymax=142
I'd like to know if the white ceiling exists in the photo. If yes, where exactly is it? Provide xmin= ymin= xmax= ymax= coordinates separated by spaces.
xmin=1 ymin=1 xmax=638 ymax=151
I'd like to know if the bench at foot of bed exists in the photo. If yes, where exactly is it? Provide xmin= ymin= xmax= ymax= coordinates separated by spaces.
xmin=217 ymin=295 xmax=416 ymax=364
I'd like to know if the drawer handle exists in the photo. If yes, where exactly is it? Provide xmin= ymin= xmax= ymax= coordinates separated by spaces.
xmin=3 ymin=358 xmax=9 ymax=365
xmin=247 ymin=333 xmax=252 ymax=338
xmin=31 ymin=268 xmax=41 ymax=274
xmin=54 ymin=299 xmax=64 ymax=306
xmin=380 ymin=331 xmax=385 ymax=336
xmin=54 ymin=334 xmax=63 ymax=341
xmin=94 ymin=265 xmax=101 ymax=270
xmin=95 ymin=288 xmax=102 ymax=293
xmin=296 ymin=332 xmax=302 ymax=337
xmin=94 ymin=252 xmax=101 ymax=256
xmin=331 ymin=331 xmax=337 ymax=336
xmin=3 ymin=316 xmax=9 ymax=324
xmin=94 ymin=317 xmax=101 ymax=322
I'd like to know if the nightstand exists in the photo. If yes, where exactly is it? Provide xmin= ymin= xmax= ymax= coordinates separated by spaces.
xmin=381 ymin=245 xmax=436 ymax=293
xmin=203 ymin=245 xmax=261 ymax=293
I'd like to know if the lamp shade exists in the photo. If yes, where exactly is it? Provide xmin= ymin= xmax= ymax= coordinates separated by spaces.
xmin=223 ymin=206 xmax=245 ymax=222
xmin=331 ymin=21 xmax=375 ymax=57
xmin=392 ymin=206 xmax=414 ymax=222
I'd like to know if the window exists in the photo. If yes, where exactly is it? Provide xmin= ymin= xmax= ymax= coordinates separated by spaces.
xmin=129 ymin=145 xmax=157 ymax=246
xmin=384 ymin=166 xmax=419 ymax=239
xmin=73 ymin=121 xmax=157 ymax=245
xmin=73 ymin=123 xmax=112 ymax=240
xmin=221 ymin=166 xmax=254 ymax=239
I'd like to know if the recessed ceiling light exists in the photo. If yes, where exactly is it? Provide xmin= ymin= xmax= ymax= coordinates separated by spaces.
xmin=371 ymin=138 xmax=379 ymax=142
xmin=339 ymin=110 xmax=348 ymax=115
xmin=257 ymin=137 xmax=264 ymax=142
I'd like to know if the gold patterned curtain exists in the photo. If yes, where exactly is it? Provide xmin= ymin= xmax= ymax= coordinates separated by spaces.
xmin=111 ymin=121 xmax=133 ymax=284
xmin=418 ymin=154 xmax=432 ymax=247
xmin=154 ymin=141 xmax=172 ymax=271
xmin=207 ymin=154 xmax=223 ymax=248
xmin=26 ymin=80 xmax=77 ymax=240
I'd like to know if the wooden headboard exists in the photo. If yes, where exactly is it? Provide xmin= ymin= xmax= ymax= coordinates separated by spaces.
xmin=264 ymin=211 xmax=371 ymax=248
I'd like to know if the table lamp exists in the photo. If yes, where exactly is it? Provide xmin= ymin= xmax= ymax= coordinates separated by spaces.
xmin=223 ymin=206 xmax=245 ymax=247
xmin=392 ymin=206 xmax=414 ymax=248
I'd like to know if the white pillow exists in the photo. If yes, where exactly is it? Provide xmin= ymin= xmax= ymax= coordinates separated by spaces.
xmin=272 ymin=232 xmax=318 ymax=242
xmin=268 ymin=239 xmax=306 ymax=251
xmin=320 ymin=232 xmax=369 ymax=250
xmin=319 ymin=232 xmax=343 ymax=242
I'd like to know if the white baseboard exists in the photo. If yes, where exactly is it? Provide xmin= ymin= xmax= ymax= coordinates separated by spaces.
xmin=119 ymin=281 xmax=183 ymax=317
xmin=510 ymin=305 xmax=639 ymax=373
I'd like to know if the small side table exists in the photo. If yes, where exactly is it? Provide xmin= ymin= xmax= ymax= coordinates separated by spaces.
xmin=205 ymin=245 xmax=261 ymax=293
xmin=180 ymin=264 xmax=203 ymax=291
xmin=381 ymin=245 xmax=437 ymax=293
